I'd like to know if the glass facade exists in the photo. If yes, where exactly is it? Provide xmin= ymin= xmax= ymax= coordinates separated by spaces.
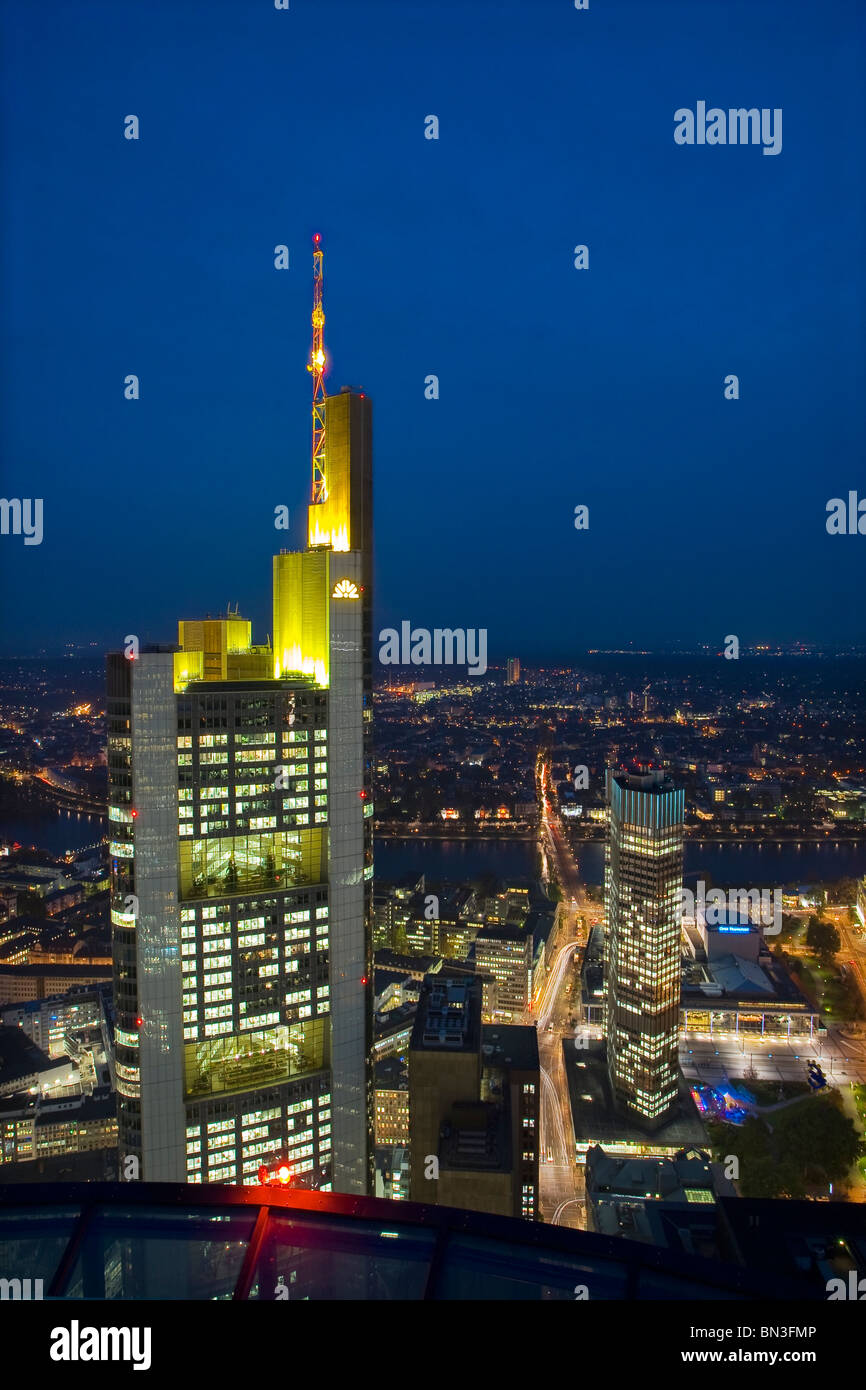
xmin=605 ymin=770 xmax=685 ymax=1128
xmin=107 ymin=389 xmax=373 ymax=1197
xmin=0 ymin=1183 xmax=818 ymax=1301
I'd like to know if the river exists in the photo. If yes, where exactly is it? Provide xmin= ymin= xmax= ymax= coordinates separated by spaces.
xmin=375 ymin=837 xmax=866 ymax=889
xmin=3 ymin=809 xmax=863 ymax=890
xmin=0 ymin=808 xmax=106 ymax=857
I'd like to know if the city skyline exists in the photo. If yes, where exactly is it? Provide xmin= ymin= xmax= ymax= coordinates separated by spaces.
xmin=0 ymin=0 xmax=865 ymax=1325
xmin=2 ymin=0 xmax=865 ymax=659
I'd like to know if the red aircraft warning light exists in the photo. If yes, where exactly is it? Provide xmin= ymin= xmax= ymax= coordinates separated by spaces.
xmin=258 ymin=1161 xmax=301 ymax=1189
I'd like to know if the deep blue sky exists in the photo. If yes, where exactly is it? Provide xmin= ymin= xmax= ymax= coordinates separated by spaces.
xmin=1 ymin=0 xmax=864 ymax=660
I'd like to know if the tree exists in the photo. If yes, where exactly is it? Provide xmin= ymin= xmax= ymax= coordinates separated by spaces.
xmin=19 ymin=889 xmax=46 ymax=920
xmin=806 ymin=915 xmax=841 ymax=961
xmin=773 ymin=1099 xmax=861 ymax=1188
xmin=738 ymin=1153 xmax=806 ymax=1199
xmin=706 ymin=1100 xmax=861 ymax=1198
xmin=826 ymin=877 xmax=857 ymax=906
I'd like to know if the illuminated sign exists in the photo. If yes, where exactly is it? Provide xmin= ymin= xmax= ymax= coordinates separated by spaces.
xmin=332 ymin=579 xmax=359 ymax=599
xmin=717 ymin=925 xmax=750 ymax=934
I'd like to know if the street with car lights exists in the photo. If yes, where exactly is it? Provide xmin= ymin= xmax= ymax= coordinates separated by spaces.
xmin=535 ymin=758 xmax=597 ymax=1226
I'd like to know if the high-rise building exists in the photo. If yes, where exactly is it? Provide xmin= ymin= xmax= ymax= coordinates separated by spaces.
xmin=604 ymin=766 xmax=684 ymax=1131
xmin=506 ymin=657 xmax=520 ymax=685
xmin=108 ymin=239 xmax=373 ymax=1195
xmin=408 ymin=974 xmax=539 ymax=1219
xmin=408 ymin=975 xmax=482 ymax=1205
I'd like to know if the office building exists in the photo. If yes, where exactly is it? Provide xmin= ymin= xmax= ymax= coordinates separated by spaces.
xmin=681 ymin=911 xmax=818 ymax=1039
xmin=374 ymin=1056 xmax=409 ymax=1147
xmin=0 ymin=963 xmax=113 ymax=1007
xmin=506 ymin=658 xmax=520 ymax=685
xmin=375 ymin=1145 xmax=410 ymax=1202
xmin=0 ymin=1089 xmax=117 ymax=1166
xmin=604 ymin=766 xmax=684 ymax=1130
xmin=480 ymin=1025 xmax=539 ymax=1221
xmin=408 ymin=974 xmax=539 ymax=1219
xmin=108 ymin=238 xmax=373 ymax=1195
xmin=474 ymin=925 xmax=533 ymax=1021
xmin=1 ymin=984 xmax=110 ymax=1059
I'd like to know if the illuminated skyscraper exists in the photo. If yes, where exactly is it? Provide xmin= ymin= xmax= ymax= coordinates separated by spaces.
xmin=604 ymin=767 xmax=684 ymax=1130
xmin=109 ymin=239 xmax=373 ymax=1195
xmin=506 ymin=657 xmax=520 ymax=685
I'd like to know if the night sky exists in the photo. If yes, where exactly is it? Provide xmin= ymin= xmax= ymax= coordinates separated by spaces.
xmin=2 ymin=0 xmax=864 ymax=661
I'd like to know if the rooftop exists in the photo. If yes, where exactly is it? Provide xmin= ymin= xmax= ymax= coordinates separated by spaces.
xmin=481 ymin=1023 xmax=539 ymax=1073
xmin=566 ymin=1043 xmax=708 ymax=1150
xmin=586 ymin=1144 xmax=715 ymax=1203
xmin=411 ymin=975 xmax=482 ymax=1055
xmin=0 ymin=1025 xmax=57 ymax=1085
xmin=440 ymin=1101 xmax=509 ymax=1174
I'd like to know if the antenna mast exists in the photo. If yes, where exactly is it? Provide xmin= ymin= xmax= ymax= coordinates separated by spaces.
xmin=307 ymin=233 xmax=327 ymax=503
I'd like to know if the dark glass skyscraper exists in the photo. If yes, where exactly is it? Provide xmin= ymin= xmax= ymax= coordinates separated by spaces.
xmin=604 ymin=767 xmax=684 ymax=1130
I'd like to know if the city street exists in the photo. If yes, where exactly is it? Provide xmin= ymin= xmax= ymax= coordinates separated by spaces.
xmin=535 ymin=758 xmax=593 ymax=1226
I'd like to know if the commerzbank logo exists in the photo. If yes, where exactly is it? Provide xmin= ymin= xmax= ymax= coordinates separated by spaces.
xmin=332 ymin=579 xmax=360 ymax=599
